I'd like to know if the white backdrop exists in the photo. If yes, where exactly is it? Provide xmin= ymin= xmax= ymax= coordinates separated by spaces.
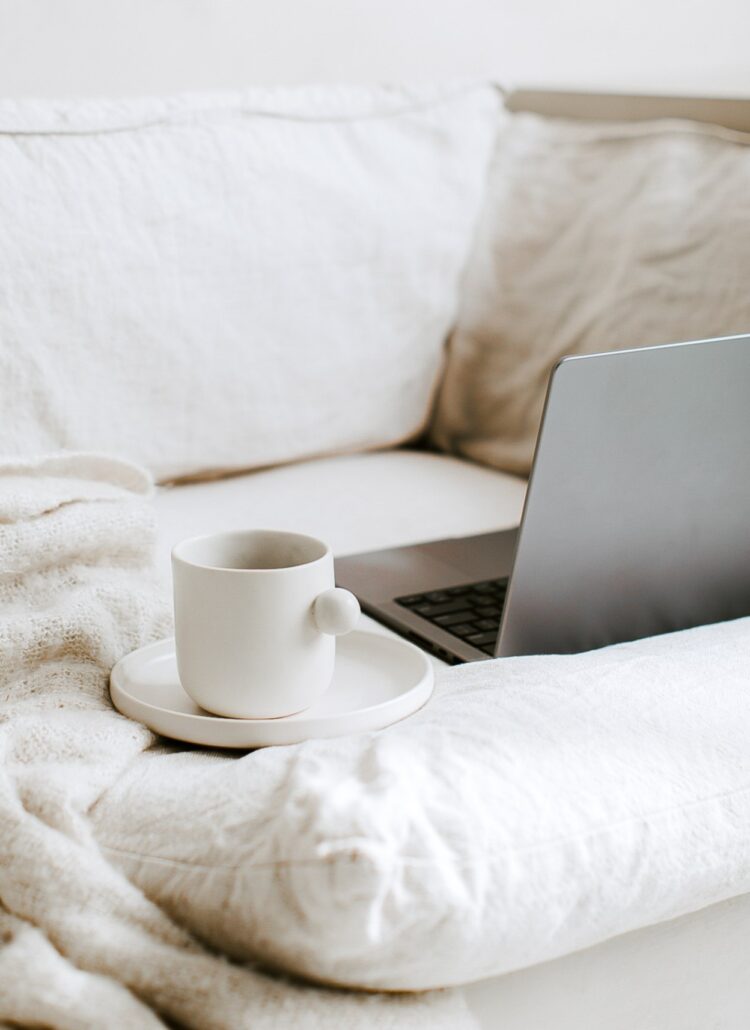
xmin=0 ymin=0 xmax=749 ymax=99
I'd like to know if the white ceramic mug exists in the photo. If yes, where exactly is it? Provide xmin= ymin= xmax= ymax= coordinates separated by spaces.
xmin=172 ymin=529 xmax=360 ymax=719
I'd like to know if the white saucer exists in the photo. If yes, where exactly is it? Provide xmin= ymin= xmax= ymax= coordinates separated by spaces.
xmin=109 ymin=631 xmax=433 ymax=748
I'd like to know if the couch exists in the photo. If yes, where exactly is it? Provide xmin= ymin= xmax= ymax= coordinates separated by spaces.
xmin=2 ymin=82 xmax=750 ymax=1028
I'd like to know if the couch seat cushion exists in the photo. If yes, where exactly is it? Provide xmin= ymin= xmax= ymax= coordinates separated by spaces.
xmin=153 ymin=449 xmax=527 ymax=583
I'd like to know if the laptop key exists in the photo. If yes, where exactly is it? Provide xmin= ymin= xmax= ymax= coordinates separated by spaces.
xmin=449 ymin=623 xmax=479 ymax=638
xmin=476 ymin=617 xmax=498 ymax=631
xmin=413 ymin=598 xmax=473 ymax=618
xmin=466 ymin=631 xmax=499 ymax=647
xmin=433 ymin=610 xmax=475 ymax=627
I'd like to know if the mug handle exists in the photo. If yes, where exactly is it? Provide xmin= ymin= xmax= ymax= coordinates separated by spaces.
xmin=313 ymin=588 xmax=360 ymax=636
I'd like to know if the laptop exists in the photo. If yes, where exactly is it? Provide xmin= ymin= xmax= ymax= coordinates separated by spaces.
xmin=336 ymin=334 xmax=750 ymax=663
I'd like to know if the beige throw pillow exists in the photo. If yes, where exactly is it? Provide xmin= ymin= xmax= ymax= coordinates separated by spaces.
xmin=431 ymin=113 xmax=750 ymax=476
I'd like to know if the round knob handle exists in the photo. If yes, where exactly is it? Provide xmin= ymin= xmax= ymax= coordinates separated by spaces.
xmin=313 ymin=588 xmax=360 ymax=636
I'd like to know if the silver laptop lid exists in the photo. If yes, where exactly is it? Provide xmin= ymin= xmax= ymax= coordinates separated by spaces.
xmin=497 ymin=334 xmax=750 ymax=657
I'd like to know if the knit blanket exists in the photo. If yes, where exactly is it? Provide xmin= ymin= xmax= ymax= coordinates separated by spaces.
xmin=0 ymin=454 xmax=474 ymax=1029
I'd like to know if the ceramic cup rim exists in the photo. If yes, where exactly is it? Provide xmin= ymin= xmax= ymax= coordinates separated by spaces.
xmin=171 ymin=529 xmax=331 ymax=575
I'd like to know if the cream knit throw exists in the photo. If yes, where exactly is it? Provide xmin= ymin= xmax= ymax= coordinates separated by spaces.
xmin=0 ymin=454 xmax=474 ymax=1029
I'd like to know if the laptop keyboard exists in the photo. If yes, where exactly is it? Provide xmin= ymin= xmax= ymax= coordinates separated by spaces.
xmin=395 ymin=577 xmax=508 ymax=656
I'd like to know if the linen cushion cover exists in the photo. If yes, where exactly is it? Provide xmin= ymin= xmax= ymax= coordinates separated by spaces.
xmin=92 ymin=613 xmax=750 ymax=991
xmin=0 ymin=84 xmax=499 ymax=482
xmin=431 ymin=113 xmax=750 ymax=476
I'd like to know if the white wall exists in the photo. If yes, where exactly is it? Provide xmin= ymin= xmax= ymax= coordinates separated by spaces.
xmin=0 ymin=0 xmax=749 ymax=99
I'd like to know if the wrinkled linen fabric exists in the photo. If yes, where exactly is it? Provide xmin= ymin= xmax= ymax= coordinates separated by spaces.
xmin=94 ymin=616 xmax=750 ymax=991
xmin=0 ymin=83 xmax=499 ymax=483
xmin=0 ymin=454 xmax=475 ymax=1029
xmin=431 ymin=113 xmax=750 ymax=476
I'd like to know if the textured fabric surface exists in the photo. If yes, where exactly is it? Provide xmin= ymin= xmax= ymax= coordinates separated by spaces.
xmin=431 ymin=113 xmax=750 ymax=475
xmin=93 ymin=602 xmax=750 ymax=989
xmin=153 ymin=449 xmax=527 ymax=583
xmin=0 ymin=83 xmax=499 ymax=482
xmin=0 ymin=454 xmax=474 ymax=1029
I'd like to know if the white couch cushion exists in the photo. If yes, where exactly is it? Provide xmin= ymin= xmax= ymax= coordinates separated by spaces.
xmin=91 ymin=613 xmax=750 ymax=990
xmin=153 ymin=449 xmax=527 ymax=582
xmin=0 ymin=84 xmax=499 ymax=482
xmin=431 ymin=113 xmax=750 ymax=476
